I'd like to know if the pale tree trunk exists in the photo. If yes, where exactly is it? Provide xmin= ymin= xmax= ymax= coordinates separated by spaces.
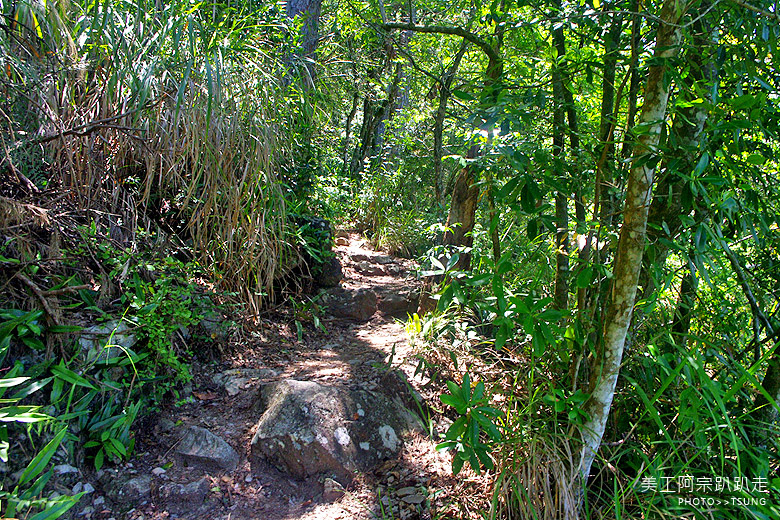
xmin=578 ymin=0 xmax=685 ymax=483
xmin=639 ymin=5 xmax=713 ymax=301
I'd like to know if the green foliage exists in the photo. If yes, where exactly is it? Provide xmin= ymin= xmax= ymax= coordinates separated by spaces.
xmin=290 ymin=295 xmax=326 ymax=343
xmin=75 ymin=225 xmax=208 ymax=403
xmin=0 ymin=318 xmax=80 ymax=519
xmin=437 ymin=373 xmax=502 ymax=475
xmin=0 ymin=309 xmax=46 ymax=353
xmin=287 ymin=214 xmax=335 ymax=278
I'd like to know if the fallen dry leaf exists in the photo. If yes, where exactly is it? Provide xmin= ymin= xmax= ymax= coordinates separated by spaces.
xmin=193 ymin=391 xmax=218 ymax=401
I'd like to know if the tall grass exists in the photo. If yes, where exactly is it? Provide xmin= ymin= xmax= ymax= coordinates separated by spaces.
xmin=1 ymin=0 xmax=297 ymax=310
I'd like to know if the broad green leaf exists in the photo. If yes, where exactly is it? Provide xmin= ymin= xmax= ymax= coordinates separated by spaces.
xmin=0 ymin=377 xmax=29 ymax=388
xmin=746 ymin=154 xmax=765 ymax=165
xmin=51 ymin=364 xmax=95 ymax=390
xmin=19 ymin=428 xmax=67 ymax=487
xmin=451 ymin=90 xmax=475 ymax=101
xmin=441 ymin=394 xmax=467 ymax=414
xmin=29 ymin=494 xmax=83 ymax=520
xmin=0 ymin=406 xmax=49 ymax=423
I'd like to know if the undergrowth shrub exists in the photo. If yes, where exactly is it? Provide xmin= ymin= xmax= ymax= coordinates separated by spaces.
xmin=409 ymin=251 xmax=780 ymax=519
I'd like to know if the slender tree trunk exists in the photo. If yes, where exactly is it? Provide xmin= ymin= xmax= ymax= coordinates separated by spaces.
xmin=342 ymin=90 xmax=360 ymax=177
xmin=718 ymin=232 xmax=780 ymax=439
xmin=551 ymin=0 xmax=570 ymax=310
xmin=552 ymin=56 xmax=568 ymax=309
xmin=550 ymin=5 xmax=584 ymax=313
xmin=442 ymin=44 xmax=503 ymax=271
xmin=639 ymin=7 xmax=713 ymax=300
xmin=578 ymin=0 xmax=684 ymax=484
xmin=621 ymin=1 xmax=642 ymax=160
xmin=595 ymin=13 xmax=623 ymax=231
xmin=443 ymin=145 xmax=480 ymax=270
xmin=433 ymin=40 xmax=469 ymax=204
xmin=285 ymin=0 xmax=322 ymax=88
xmin=670 ymin=267 xmax=696 ymax=348
xmin=382 ymin=21 xmax=503 ymax=271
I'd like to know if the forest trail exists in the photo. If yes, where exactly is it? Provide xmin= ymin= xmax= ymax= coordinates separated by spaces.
xmin=106 ymin=234 xmax=477 ymax=520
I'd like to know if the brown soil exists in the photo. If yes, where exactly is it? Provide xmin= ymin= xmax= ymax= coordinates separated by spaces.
xmin=84 ymin=234 xmax=490 ymax=520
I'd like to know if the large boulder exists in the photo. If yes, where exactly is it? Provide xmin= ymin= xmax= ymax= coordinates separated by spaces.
xmin=321 ymin=287 xmax=377 ymax=321
xmin=250 ymin=379 xmax=420 ymax=485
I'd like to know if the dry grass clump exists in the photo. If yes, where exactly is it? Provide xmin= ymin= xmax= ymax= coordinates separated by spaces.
xmin=1 ymin=1 xmax=297 ymax=312
xmin=493 ymin=435 xmax=580 ymax=520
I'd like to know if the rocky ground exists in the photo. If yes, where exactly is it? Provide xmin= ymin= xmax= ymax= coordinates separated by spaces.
xmin=52 ymin=234 xmax=490 ymax=520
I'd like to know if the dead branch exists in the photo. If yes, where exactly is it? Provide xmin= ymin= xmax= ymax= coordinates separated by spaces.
xmin=15 ymin=272 xmax=61 ymax=326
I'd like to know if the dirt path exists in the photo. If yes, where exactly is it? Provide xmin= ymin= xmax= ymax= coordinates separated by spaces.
xmin=93 ymin=234 xmax=484 ymax=520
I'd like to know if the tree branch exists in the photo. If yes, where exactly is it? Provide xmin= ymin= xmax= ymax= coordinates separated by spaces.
xmin=382 ymin=22 xmax=501 ymax=64
xmin=730 ymin=0 xmax=780 ymax=21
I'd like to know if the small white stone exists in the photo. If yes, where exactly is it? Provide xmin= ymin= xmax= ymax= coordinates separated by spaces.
xmin=151 ymin=467 xmax=166 ymax=476
xmin=357 ymin=408 xmax=365 ymax=417
xmin=93 ymin=496 xmax=105 ymax=506
xmin=334 ymin=426 xmax=351 ymax=446
xmin=378 ymin=425 xmax=399 ymax=451
xmin=244 ymin=474 xmax=253 ymax=483
xmin=316 ymin=433 xmax=329 ymax=446
xmin=53 ymin=464 xmax=78 ymax=475
xmin=359 ymin=442 xmax=370 ymax=450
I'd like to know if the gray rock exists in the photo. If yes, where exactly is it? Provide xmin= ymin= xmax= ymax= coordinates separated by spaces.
xmin=110 ymin=475 xmax=151 ymax=503
xmin=199 ymin=311 xmax=227 ymax=340
xmin=322 ymin=287 xmax=377 ymax=322
xmin=213 ymin=368 xmax=278 ymax=396
xmin=401 ymin=493 xmax=426 ymax=505
xmin=318 ymin=257 xmax=343 ymax=288
xmin=53 ymin=464 xmax=79 ymax=475
xmin=378 ymin=292 xmax=417 ymax=317
xmin=151 ymin=467 xmax=167 ymax=477
xmin=322 ymin=477 xmax=345 ymax=502
xmin=396 ymin=486 xmax=416 ymax=497
xmin=159 ymin=477 xmax=210 ymax=513
xmin=356 ymin=261 xmax=385 ymax=276
xmin=175 ymin=426 xmax=239 ymax=473
xmin=79 ymin=320 xmax=137 ymax=363
xmin=73 ymin=482 xmax=94 ymax=494
xmin=157 ymin=418 xmax=176 ymax=433
xmin=250 ymin=379 xmax=420 ymax=486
